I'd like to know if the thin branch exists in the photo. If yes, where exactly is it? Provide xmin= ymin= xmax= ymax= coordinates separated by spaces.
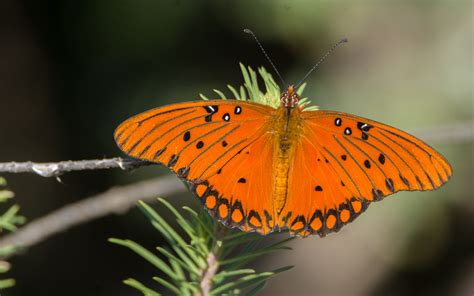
xmin=0 ymin=175 xmax=186 ymax=249
xmin=0 ymin=158 xmax=150 ymax=177
xmin=199 ymin=252 xmax=219 ymax=296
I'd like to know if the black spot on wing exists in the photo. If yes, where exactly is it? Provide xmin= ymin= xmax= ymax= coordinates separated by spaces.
xmin=400 ymin=174 xmax=410 ymax=187
xmin=204 ymin=105 xmax=218 ymax=113
xmin=290 ymin=215 xmax=306 ymax=232
xmin=385 ymin=178 xmax=395 ymax=192
xmin=222 ymin=113 xmax=231 ymax=121
xmin=372 ymin=188 xmax=384 ymax=201
xmin=378 ymin=154 xmax=386 ymax=164
xmin=264 ymin=210 xmax=273 ymax=230
xmin=248 ymin=210 xmax=262 ymax=228
xmin=364 ymin=160 xmax=371 ymax=169
xmin=183 ymin=131 xmax=191 ymax=141
xmin=416 ymin=176 xmax=424 ymax=189
xmin=168 ymin=154 xmax=179 ymax=167
xmin=177 ymin=166 xmax=190 ymax=178
xmin=357 ymin=122 xmax=373 ymax=132
xmin=154 ymin=147 xmax=167 ymax=159
xmin=203 ymin=105 xmax=219 ymax=122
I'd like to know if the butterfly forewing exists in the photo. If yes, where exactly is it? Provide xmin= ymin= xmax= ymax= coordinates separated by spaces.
xmin=303 ymin=111 xmax=452 ymax=189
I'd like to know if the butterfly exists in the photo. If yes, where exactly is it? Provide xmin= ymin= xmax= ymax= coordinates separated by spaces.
xmin=114 ymin=82 xmax=452 ymax=238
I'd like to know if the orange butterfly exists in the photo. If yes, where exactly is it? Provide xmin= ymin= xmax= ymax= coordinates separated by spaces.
xmin=114 ymin=83 xmax=452 ymax=237
xmin=115 ymin=31 xmax=452 ymax=237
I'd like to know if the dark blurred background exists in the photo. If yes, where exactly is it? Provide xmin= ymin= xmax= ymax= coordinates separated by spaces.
xmin=0 ymin=0 xmax=472 ymax=295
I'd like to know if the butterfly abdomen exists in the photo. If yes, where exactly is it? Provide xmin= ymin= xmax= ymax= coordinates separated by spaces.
xmin=272 ymin=107 xmax=303 ymax=216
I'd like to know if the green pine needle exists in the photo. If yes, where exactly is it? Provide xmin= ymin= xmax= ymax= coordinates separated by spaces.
xmin=0 ymin=177 xmax=26 ymax=291
xmin=200 ymin=63 xmax=318 ymax=110
xmin=123 ymin=278 xmax=162 ymax=296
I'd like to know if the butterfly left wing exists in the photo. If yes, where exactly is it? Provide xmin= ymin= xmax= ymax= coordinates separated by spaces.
xmin=279 ymin=110 xmax=452 ymax=237
xmin=115 ymin=100 xmax=278 ymax=235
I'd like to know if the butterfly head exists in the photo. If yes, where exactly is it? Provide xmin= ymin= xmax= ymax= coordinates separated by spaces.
xmin=280 ymin=85 xmax=299 ymax=108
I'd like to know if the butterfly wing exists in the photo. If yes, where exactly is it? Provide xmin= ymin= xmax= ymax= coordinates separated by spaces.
xmin=280 ymin=110 xmax=453 ymax=237
xmin=115 ymin=100 xmax=277 ymax=234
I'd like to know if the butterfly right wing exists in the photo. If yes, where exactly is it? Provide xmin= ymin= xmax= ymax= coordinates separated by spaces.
xmin=279 ymin=109 xmax=452 ymax=237
xmin=114 ymin=100 xmax=277 ymax=234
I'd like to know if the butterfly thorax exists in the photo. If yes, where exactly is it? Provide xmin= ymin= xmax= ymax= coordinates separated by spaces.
xmin=272 ymin=103 xmax=303 ymax=217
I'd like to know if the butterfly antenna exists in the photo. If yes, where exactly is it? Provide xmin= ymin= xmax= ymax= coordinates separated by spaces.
xmin=243 ymin=28 xmax=287 ymax=87
xmin=294 ymin=37 xmax=348 ymax=89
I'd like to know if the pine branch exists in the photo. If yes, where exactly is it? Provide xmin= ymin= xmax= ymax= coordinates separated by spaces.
xmin=110 ymin=199 xmax=294 ymax=295
xmin=199 ymin=252 xmax=218 ymax=296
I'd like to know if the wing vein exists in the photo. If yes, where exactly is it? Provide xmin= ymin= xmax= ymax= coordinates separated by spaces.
xmin=135 ymin=113 xmax=208 ymax=154
xmin=198 ymin=127 xmax=268 ymax=179
xmin=188 ymin=125 xmax=241 ymax=167
xmin=351 ymin=137 xmax=403 ymax=176
xmin=378 ymin=130 xmax=437 ymax=187
xmin=333 ymin=135 xmax=377 ymax=189
xmin=343 ymin=137 xmax=388 ymax=178
xmin=128 ymin=109 xmax=196 ymax=154
xmin=174 ymin=124 xmax=231 ymax=159
xmin=369 ymin=133 xmax=419 ymax=183
xmin=299 ymin=129 xmax=361 ymax=197
xmin=383 ymin=130 xmax=446 ymax=178
xmin=321 ymin=147 xmax=362 ymax=197
xmin=138 ymin=106 xmax=196 ymax=124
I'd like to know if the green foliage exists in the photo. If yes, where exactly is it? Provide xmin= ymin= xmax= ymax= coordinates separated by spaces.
xmin=0 ymin=177 xmax=26 ymax=290
xmin=200 ymin=63 xmax=318 ymax=110
xmin=110 ymin=198 xmax=293 ymax=295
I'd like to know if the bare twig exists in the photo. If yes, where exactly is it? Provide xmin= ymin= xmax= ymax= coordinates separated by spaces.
xmin=0 ymin=175 xmax=186 ymax=249
xmin=0 ymin=158 xmax=150 ymax=177
xmin=199 ymin=252 xmax=219 ymax=296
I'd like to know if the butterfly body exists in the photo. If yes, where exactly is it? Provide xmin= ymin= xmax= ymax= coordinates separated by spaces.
xmin=273 ymin=102 xmax=312 ymax=221
xmin=115 ymin=86 xmax=452 ymax=238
